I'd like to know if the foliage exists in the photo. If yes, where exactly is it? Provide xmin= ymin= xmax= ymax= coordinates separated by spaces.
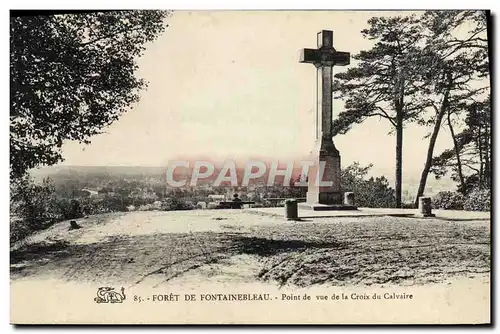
xmin=429 ymin=187 xmax=490 ymax=212
xmin=51 ymin=198 xmax=84 ymax=220
xmin=9 ymin=175 xmax=169 ymax=242
xmin=81 ymin=195 xmax=130 ymax=214
xmin=332 ymin=11 xmax=490 ymax=207
xmin=10 ymin=176 xmax=59 ymax=244
xmin=10 ymin=218 xmax=35 ymax=245
xmin=463 ymin=187 xmax=490 ymax=211
xmin=430 ymin=96 xmax=491 ymax=194
xmin=421 ymin=11 xmax=488 ymax=77
xmin=332 ymin=15 xmax=425 ymax=136
xmin=10 ymin=11 xmax=170 ymax=178
xmin=129 ymin=191 xmax=159 ymax=206
xmin=341 ymin=162 xmax=396 ymax=208
xmin=432 ymin=191 xmax=464 ymax=210
xmin=10 ymin=175 xmax=58 ymax=224
xmin=161 ymin=197 xmax=195 ymax=211
xmin=413 ymin=10 xmax=489 ymax=205
xmin=332 ymin=14 xmax=428 ymax=207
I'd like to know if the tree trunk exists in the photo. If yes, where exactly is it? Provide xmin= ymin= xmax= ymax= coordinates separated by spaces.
xmin=395 ymin=112 xmax=403 ymax=208
xmin=414 ymin=93 xmax=450 ymax=207
xmin=477 ymin=127 xmax=483 ymax=185
xmin=447 ymin=111 xmax=466 ymax=193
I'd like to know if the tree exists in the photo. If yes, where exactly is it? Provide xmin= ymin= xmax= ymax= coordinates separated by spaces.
xmin=10 ymin=11 xmax=170 ymax=179
xmin=332 ymin=15 xmax=427 ymax=207
xmin=413 ymin=10 xmax=489 ymax=205
xmin=430 ymin=96 xmax=491 ymax=194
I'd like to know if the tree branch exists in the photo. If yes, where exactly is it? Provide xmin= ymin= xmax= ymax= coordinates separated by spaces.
xmin=375 ymin=106 xmax=397 ymax=126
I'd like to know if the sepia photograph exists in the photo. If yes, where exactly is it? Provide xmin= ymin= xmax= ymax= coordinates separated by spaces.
xmin=9 ymin=9 xmax=491 ymax=324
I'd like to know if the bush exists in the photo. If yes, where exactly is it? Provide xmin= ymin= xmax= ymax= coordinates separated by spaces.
xmin=10 ymin=176 xmax=133 ymax=243
xmin=161 ymin=198 xmax=194 ymax=211
xmin=464 ymin=188 xmax=491 ymax=211
xmin=10 ymin=176 xmax=58 ymax=225
xmin=78 ymin=197 xmax=107 ymax=215
xmin=101 ymin=195 xmax=130 ymax=212
xmin=10 ymin=217 xmax=37 ymax=245
xmin=48 ymin=197 xmax=84 ymax=220
xmin=10 ymin=176 xmax=60 ymax=244
xmin=432 ymin=191 xmax=465 ymax=210
xmin=341 ymin=162 xmax=396 ymax=208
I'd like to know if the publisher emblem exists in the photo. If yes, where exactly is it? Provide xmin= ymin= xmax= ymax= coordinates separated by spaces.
xmin=94 ymin=287 xmax=126 ymax=304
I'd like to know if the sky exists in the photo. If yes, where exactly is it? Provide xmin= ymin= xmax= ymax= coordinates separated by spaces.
xmin=59 ymin=10 xmax=463 ymax=181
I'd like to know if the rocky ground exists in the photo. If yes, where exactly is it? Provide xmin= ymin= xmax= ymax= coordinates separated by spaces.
xmin=10 ymin=209 xmax=490 ymax=289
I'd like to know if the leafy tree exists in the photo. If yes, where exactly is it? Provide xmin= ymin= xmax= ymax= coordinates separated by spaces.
xmin=332 ymin=15 xmax=427 ymax=207
xmin=430 ymin=96 xmax=491 ymax=194
xmin=10 ymin=11 xmax=170 ymax=179
xmin=414 ymin=10 xmax=489 ymax=204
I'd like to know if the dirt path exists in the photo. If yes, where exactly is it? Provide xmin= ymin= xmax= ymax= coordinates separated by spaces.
xmin=11 ymin=210 xmax=491 ymax=288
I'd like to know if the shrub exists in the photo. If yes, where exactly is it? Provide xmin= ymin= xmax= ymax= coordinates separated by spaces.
xmin=10 ymin=176 xmax=58 ymax=225
xmin=10 ymin=176 xmax=60 ymax=244
xmin=78 ymin=197 xmax=106 ymax=215
xmin=101 ymin=195 xmax=130 ymax=212
xmin=49 ymin=197 xmax=84 ymax=220
xmin=341 ymin=162 xmax=396 ymax=208
xmin=161 ymin=198 xmax=194 ymax=211
xmin=432 ymin=191 xmax=465 ymax=210
xmin=10 ymin=217 xmax=36 ymax=245
xmin=464 ymin=188 xmax=491 ymax=211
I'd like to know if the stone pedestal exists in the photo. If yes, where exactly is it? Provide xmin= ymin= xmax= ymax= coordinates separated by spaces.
xmin=344 ymin=192 xmax=355 ymax=206
xmin=306 ymin=141 xmax=342 ymax=205
xmin=284 ymin=199 xmax=298 ymax=221
xmin=416 ymin=196 xmax=435 ymax=217
xmin=300 ymin=140 xmax=356 ymax=211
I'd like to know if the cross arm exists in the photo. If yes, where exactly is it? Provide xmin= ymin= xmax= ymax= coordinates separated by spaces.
xmin=300 ymin=48 xmax=351 ymax=66
xmin=330 ymin=51 xmax=350 ymax=66
xmin=300 ymin=48 xmax=321 ymax=64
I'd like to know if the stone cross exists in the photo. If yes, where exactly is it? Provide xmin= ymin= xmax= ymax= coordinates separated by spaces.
xmin=300 ymin=30 xmax=350 ymax=143
xmin=299 ymin=30 xmax=351 ymax=207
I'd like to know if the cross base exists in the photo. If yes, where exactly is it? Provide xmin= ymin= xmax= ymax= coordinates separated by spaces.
xmin=306 ymin=191 xmax=343 ymax=205
xmin=299 ymin=202 xmax=358 ymax=211
xmin=305 ymin=141 xmax=342 ymax=205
